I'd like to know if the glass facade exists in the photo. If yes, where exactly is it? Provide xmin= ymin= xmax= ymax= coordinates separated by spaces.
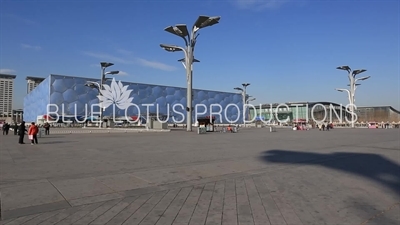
xmin=356 ymin=107 xmax=400 ymax=122
xmin=23 ymin=74 xmax=243 ymax=123
xmin=249 ymin=103 xmax=349 ymax=123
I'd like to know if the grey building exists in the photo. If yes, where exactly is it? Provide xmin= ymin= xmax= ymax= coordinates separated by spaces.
xmin=0 ymin=74 xmax=16 ymax=118
xmin=26 ymin=76 xmax=45 ymax=94
xmin=355 ymin=106 xmax=400 ymax=122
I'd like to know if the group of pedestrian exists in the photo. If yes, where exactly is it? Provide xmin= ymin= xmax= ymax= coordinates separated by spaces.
xmin=2 ymin=123 xmax=10 ymax=135
xmin=17 ymin=121 xmax=50 ymax=145
xmin=2 ymin=121 xmax=51 ymax=144
xmin=317 ymin=123 xmax=333 ymax=131
xmin=2 ymin=123 xmax=19 ymax=135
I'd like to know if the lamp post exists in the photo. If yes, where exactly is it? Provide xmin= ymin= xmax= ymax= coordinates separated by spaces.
xmin=98 ymin=62 xmax=119 ymax=128
xmin=247 ymin=97 xmax=256 ymax=123
xmin=247 ymin=97 xmax=256 ymax=104
xmin=234 ymin=83 xmax=250 ymax=127
xmin=336 ymin=65 xmax=371 ymax=128
xmin=84 ymin=81 xmax=100 ymax=89
xmin=160 ymin=15 xmax=221 ymax=132
xmin=335 ymin=88 xmax=353 ymax=127
xmin=85 ymin=81 xmax=100 ymax=126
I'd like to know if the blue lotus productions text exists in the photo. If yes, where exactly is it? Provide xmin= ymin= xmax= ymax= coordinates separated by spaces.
xmin=45 ymin=103 xmax=358 ymax=124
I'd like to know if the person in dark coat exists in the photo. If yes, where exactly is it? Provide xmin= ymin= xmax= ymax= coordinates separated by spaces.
xmin=18 ymin=121 xmax=27 ymax=144
xmin=13 ymin=123 xmax=18 ymax=135
xmin=2 ymin=123 xmax=9 ymax=135
xmin=5 ymin=123 xmax=10 ymax=135
xmin=44 ymin=122 xmax=50 ymax=135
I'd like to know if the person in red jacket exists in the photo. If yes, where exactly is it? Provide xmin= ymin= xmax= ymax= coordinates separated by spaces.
xmin=28 ymin=122 xmax=39 ymax=145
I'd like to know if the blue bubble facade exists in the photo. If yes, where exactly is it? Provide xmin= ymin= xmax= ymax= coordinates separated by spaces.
xmin=23 ymin=74 xmax=244 ymax=123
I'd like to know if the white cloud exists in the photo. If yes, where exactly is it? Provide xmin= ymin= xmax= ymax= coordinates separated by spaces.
xmin=21 ymin=43 xmax=41 ymax=50
xmin=3 ymin=14 xmax=38 ymax=25
xmin=234 ymin=0 xmax=289 ymax=10
xmin=0 ymin=69 xmax=16 ymax=74
xmin=83 ymin=51 xmax=177 ymax=71
xmin=83 ymin=52 xmax=134 ymax=64
xmin=118 ymin=71 xmax=129 ymax=76
xmin=89 ymin=64 xmax=128 ymax=75
xmin=116 ymin=49 xmax=133 ymax=55
xmin=136 ymin=58 xmax=177 ymax=71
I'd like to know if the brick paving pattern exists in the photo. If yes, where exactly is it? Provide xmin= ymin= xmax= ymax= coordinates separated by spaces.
xmin=1 ymin=128 xmax=399 ymax=225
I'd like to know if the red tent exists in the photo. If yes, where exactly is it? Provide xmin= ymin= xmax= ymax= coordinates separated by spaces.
xmin=293 ymin=119 xmax=307 ymax=123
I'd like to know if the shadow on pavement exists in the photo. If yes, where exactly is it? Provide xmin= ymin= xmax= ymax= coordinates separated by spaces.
xmin=260 ymin=149 xmax=400 ymax=196
xmin=261 ymin=149 xmax=400 ymax=224
xmin=38 ymin=140 xmax=79 ymax=144
xmin=39 ymin=136 xmax=66 ymax=138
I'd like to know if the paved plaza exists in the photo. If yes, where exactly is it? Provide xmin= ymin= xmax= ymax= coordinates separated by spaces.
xmin=0 ymin=127 xmax=399 ymax=225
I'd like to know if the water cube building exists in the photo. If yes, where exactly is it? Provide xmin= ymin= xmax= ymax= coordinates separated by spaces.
xmin=23 ymin=74 xmax=243 ymax=124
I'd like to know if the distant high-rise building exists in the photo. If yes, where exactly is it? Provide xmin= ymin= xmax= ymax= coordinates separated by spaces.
xmin=26 ymin=76 xmax=45 ymax=94
xmin=0 ymin=74 xmax=16 ymax=117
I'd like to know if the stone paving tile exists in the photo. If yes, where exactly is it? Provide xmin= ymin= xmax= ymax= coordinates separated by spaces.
xmin=250 ymin=176 xmax=286 ymax=225
xmin=0 ymin=214 xmax=40 ymax=225
xmin=155 ymin=187 xmax=192 ymax=225
xmin=37 ymin=205 xmax=86 ymax=225
xmin=87 ymin=196 xmax=137 ymax=225
xmin=49 ymin=177 xmax=115 ymax=200
xmin=244 ymin=177 xmax=271 ymax=225
xmin=0 ymin=181 xmax=65 ymax=211
xmin=1 ymin=180 xmax=242 ymax=225
xmin=71 ymin=199 xmax=121 ymax=224
xmin=68 ymin=193 xmax=125 ymax=207
xmin=94 ymin=173 xmax=152 ymax=192
xmin=55 ymin=202 xmax=106 ymax=225
xmin=19 ymin=209 xmax=65 ymax=225
xmin=139 ymin=188 xmax=181 ymax=225
xmin=172 ymin=185 xmax=204 ymax=225
xmin=222 ymin=179 xmax=237 ymax=225
xmin=205 ymin=180 xmax=225 ymax=225
xmin=260 ymin=176 xmax=303 ymax=225
xmin=2 ymin=172 xmax=399 ymax=225
xmin=2 ymin=129 xmax=399 ymax=225
xmin=121 ymin=190 xmax=168 ymax=225
xmin=188 ymin=182 xmax=215 ymax=225
xmin=276 ymin=167 xmax=344 ymax=225
xmin=105 ymin=193 xmax=153 ymax=225
xmin=235 ymin=178 xmax=254 ymax=225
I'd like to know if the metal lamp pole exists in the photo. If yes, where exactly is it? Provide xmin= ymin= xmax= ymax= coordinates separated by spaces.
xmin=247 ymin=97 xmax=256 ymax=124
xmin=84 ymin=81 xmax=101 ymax=127
xmin=234 ymin=83 xmax=250 ymax=127
xmin=335 ymin=88 xmax=352 ymax=126
xmin=160 ymin=15 xmax=221 ymax=132
xmin=336 ymin=65 xmax=371 ymax=128
xmin=234 ymin=87 xmax=244 ymax=126
xmin=99 ymin=62 xmax=119 ymax=128
xmin=242 ymin=83 xmax=250 ymax=127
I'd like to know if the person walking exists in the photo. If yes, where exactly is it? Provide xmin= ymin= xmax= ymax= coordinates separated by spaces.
xmin=44 ymin=122 xmax=50 ymax=135
xmin=18 ymin=121 xmax=27 ymax=144
xmin=2 ymin=123 xmax=9 ymax=135
xmin=5 ymin=123 xmax=10 ymax=135
xmin=28 ymin=122 xmax=39 ymax=145
xmin=13 ymin=123 xmax=18 ymax=135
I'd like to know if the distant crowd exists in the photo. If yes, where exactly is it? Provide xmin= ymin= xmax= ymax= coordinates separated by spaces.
xmin=2 ymin=122 xmax=51 ymax=145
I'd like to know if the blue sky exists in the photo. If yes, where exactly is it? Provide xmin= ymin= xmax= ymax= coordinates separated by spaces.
xmin=1 ymin=0 xmax=399 ymax=110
